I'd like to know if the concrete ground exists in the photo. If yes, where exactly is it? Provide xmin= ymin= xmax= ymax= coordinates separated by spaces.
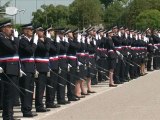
xmin=1 ymin=70 xmax=160 ymax=120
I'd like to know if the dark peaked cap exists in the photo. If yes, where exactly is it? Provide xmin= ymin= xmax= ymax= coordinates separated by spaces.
xmin=64 ymin=29 xmax=72 ymax=35
xmin=112 ymin=25 xmax=118 ymax=29
xmin=72 ymin=28 xmax=81 ymax=34
xmin=54 ymin=28 xmax=65 ymax=34
xmin=0 ymin=20 xmax=12 ymax=28
xmin=97 ymin=29 xmax=104 ymax=33
xmin=36 ymin=26 xmax=44 ymax=31
xmin=21 ymin=23 xmax=33 ymax=29
xmin=46 ymin=26 xmax=54 ymax=31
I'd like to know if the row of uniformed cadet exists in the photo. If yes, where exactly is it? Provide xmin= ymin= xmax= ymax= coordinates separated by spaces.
xmin=1 ymin=19 xmax=160 ymax=120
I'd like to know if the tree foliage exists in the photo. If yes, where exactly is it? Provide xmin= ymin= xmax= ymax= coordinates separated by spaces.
xmin=31 ymin=0 xmax=160 ymax=29
xmin=32 ymin=4 xmax=69 ymax=28
xmin=0 ymin=1 xmax=11 ymax=22
xmin=69 ymin=0 xmax=103 ymax=28
xmin=136 ymin=9 xmax=160 ymax=30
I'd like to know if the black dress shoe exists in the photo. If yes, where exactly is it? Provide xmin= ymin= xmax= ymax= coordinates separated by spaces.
xmin=23 ymin=111 xmax=38 ymax=117
xmin=87 ymin=90 xmax=96 ymax=93
xmin=36 ymin=108 xmax=50 ymax=112
xmin=58 ymin=100 xmax=71 ymax=105
xmin=46 ymin=104 xmax=61 ymax=108
xmin=81 ymin=92 xmax=90 ymax=95
xmin=75 ymin=95 xmax=85 ymax=98
xmin=114 ymin=80 xmax=122 ymax=84
xmin=109 ymin=84 xmax=117 ymax=87
xmin=68 ymin=97 xmax=80 ymax=101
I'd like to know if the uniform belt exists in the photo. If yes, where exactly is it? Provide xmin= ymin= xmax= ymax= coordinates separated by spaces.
xmin=148 ymin=44 xmax=153 ymax=46
xmin=154 ymin=44 xmax=160 ymax=46
xmin=97 ymin=48 xmax=104 ymax=51
xmin=131 ymin=47 xmax=139 ymax=50
xmin=20 ymin=58 xmax=34 ymax=62
xmin=67 ymin=56 xmax=77 ymax=60
xmin=89 ymin=54 xmax=95 ymax=58
xmin=115 ymin=47 xmax=122 ymax=50
xmin=35 ymin=58 xmax=49 ymax=63
xmin=108 ymin=50 xmax=114 ymax=53
xmin=121 ymin=46 xmax=129 ymax=48
xmin=0 ymin=56 xmax=19 ymax=62
xmin=49 ymin=56 xmax=59 ymax=61
xmin=58 ymin=55 xmax=67 ymax=59
xmin=76 ymin=53 xmax=86 ymax=56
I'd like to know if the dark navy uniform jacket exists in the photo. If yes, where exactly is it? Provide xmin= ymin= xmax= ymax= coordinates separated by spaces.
xmin=0 ymin=33 xmax=20 ymax=76
xmin=49 ymin=39 xmax=60 ymax=70
xmin=19 ymin=35 xmax=36 ymax=73
xmin=35 ymin=37 xmax=50 ymax=72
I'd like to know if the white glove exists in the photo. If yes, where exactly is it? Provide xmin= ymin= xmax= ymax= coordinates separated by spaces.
xmin=82 ymin=36 xmax=85 ymax=43
xmin=87 ymin=37 xmax=90 ymax=44
xmin=125 ymin=33 xmax=128 ymax=39
xmin=13 ymin=29 xmax=18 ymax=38
xmin=116 ymin=51 xmax=121 ymax=55
xmin=130 ymin=33 xmax=133 ymax=38
xmin=47 ymin=71 xmax=50 ymax=77
xmin=93 ymin=40 xmax=96 ymax=45
xmin=0 ymin=67 xmax=4 ymax=73
xmin=11 ymin=36 xmax=14 ymax=41
xmin=20 ymin=69 xmax=26 ymax=77
xmin=96 ymin=34 xmax=99 ymax=40
xmin=68 ymin=64 xmax=72 ymax=71
xmin=77 ymin=34 xmax=81 ymax=43
xmin=118 ymin=31 xmax=121 ymax=37
xmin=139 ymin=34 xmax=141 ymax=40
xmin=98 ymin=34 xmax=101 ymax=40
xmin=56 ymin=35 xmax=60 ymax=43
xmin=78 ymin=61 xmax=83 ymax=66
xmin=34 ymin=70 xmax=39 ymax=78
xmin=64 ymin=36 xmax=68 ymax=43
xmin=135 ymin=35 xmax=138 ymax=40
xmin=154 ymin=46 xmax=158 ymax=50
xmin=127 ymin=52 xmax=130 ymax=55
xmin=46 ymin=31 xmax=51 ymax=38
xmin=33 ymin=33 xmax=38 ymax=45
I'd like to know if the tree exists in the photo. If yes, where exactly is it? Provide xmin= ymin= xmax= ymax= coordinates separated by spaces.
xmin=32 ymin=4 xmax=69 ymax=28
xmin=0 ymin=1 xmax=11 ymax=22
xmin=104 ymin=0 xmax=127 ymax=28
xmin=135 ymin=9 xmax=160 ymax=30
xmin=99 ymin=0 xmax=124 ymax=8
xmin=69 ymin=0 xmax=103 ymax=28
xmin=124 ymin=0 xmax=160 ymax=28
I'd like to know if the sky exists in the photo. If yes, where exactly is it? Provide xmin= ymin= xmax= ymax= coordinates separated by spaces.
xmin=1 ymin=0 xmax=74 ymax=24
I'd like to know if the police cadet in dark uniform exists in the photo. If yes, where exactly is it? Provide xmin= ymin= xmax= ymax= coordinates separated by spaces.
xmin=146 ymin=28 xmax=154 ymax=71
xmin=34 ymin=26 xmax=50 ymax=112
xmin=106 ymin=30 xmax=118 ymax=87
xmin=75 ymin=30 xmax=88 ymax=98
xmin=85 ymin=28 xmax=96 ymax=93
xmin=65 ymin=29 xmax=80 ymax=101
xmin=139 ymin=33 xmax=148 ymax=75
xmin=19 ymin=23 xmax=38 ymax=117
xmin=129 ymin=30 xmax=137 ymax=79
xmin=56 ymin=29 xmax=70 ymax=105
xmin=112 ymin=26 xmax=125 ymax=84
xmin=152 ymin=29 xmax=160 ymax=70
xmin=0 ymin=20 xmax=20 ymax=120
xmin=45 ymin=27 xmax=61 ymax=108
xmin=119 ymin=27 xmax=129 ymax=81
xmin=96 ymin=29 xmax=108 ymax=83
